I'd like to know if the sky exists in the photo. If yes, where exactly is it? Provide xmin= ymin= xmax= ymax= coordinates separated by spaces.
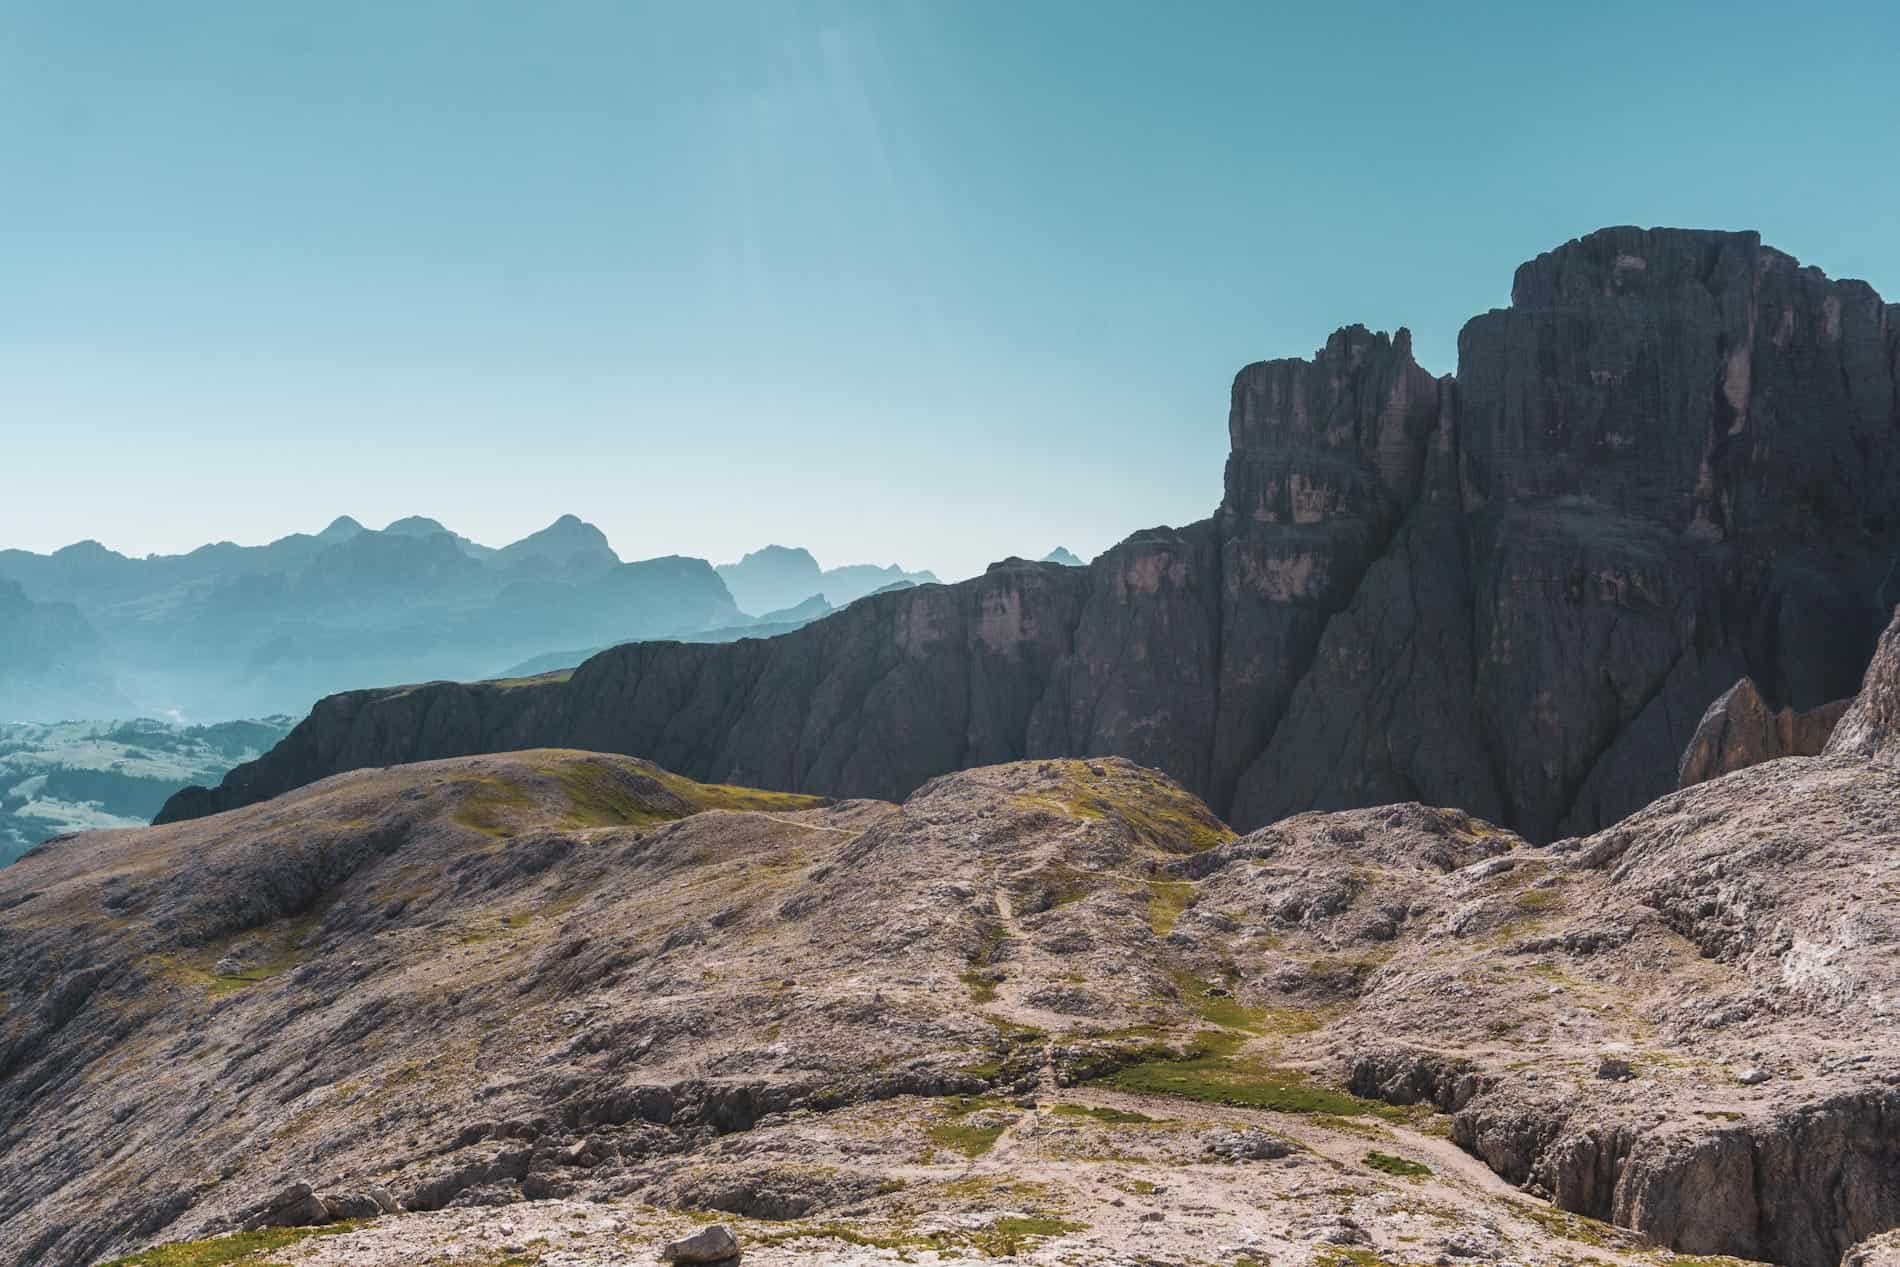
xmin=2 ymin=1 xmax=1896 ymax=582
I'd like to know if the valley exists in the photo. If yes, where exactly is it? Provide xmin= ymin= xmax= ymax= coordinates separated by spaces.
xmin=0 ymin=717 xmax=292 ymax=866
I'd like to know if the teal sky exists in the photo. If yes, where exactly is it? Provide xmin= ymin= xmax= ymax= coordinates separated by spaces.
xmin=4 ymin=1 xmax=1896 ymax=582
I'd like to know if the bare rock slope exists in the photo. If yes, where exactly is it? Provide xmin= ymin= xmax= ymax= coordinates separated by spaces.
xmin=14 ymin=611 xmax=1900 ymax=1266
xmin=163 ymin=227 xmax=1900 ymax=841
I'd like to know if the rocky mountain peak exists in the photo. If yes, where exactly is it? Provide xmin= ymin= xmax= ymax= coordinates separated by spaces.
xmin=160 ymin=227 xmax=1900 ymax=845
xmin=497 ymin=514 xmax=619 ymax=571
xmin=1506 ymin=225 xmax=1762 ymax=308
xmin=381 ymin=515 xmax=453 ymax=538
xmin=316 ymin=514 xmax=366 ymax=543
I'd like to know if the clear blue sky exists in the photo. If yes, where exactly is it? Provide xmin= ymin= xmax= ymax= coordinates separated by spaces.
xmin=3 ymin=1 xmax=1895 ymax=581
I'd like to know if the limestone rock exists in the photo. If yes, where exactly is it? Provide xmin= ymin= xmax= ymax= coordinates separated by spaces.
xmin=662 ymin=1223 xmax=740 ymax=1263
xmin=1203 ymin=1129 xmax=1294 ymax=1161
xmin=241 ymin=1181 xmax=328 ymax=1230
xmin=1845 ymin=1228 xmax=1900 ymax=1267
xmin=1676 ymin=677 xmax=1847 ymax=789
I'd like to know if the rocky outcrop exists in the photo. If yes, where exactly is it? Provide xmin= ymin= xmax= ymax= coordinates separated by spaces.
xmin=1676 ymin=676 xmax=1848 ymax=788
xmin=1847 ymin=1228 xmax=1900 ymax=1267
xmin=1826 ymin=604 xmax=1900 ymax=762
xmin=162 ymin=228 xmax=1900 ymax=841
xmin=18 ymin=731 xmax=1900 ymax=1264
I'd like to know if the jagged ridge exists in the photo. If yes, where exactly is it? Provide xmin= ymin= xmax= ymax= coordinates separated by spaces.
xmin=162 ymin=227 xmax=1900 ymax=840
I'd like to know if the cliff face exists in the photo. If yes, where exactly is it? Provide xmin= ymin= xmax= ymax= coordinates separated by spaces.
xmin=162 ymin=228 xmax=1900 ymax=838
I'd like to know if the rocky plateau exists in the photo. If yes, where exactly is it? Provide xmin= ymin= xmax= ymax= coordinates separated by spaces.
xmin=6 ymin=603 xmax=1900 ymax=1266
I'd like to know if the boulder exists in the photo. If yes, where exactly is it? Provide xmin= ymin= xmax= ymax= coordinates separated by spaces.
xmin=1203 ymin=1129 xmax=1295 ymax=1161
xmin=242 ymin=1180 xmax=329 ymax=1230
xmin=662 ymin=1224 xmax=740 ymax=1263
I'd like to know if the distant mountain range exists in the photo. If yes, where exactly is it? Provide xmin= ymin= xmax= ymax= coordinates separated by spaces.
xmin=714 ymin=545 xmax=938 ymax=615
xmin=0 ymin=517 xmax=939 ymax=723
xmin=166 ymin=229 xmax=1900 ymax=846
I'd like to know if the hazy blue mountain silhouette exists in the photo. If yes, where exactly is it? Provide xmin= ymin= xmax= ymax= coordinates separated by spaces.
xmin=716 ymin=545 xmax=937 ymax=615
xmin=0 ymin=520 xmax=936 ymax=722
xmin=0 ymin=518 xmax=735 ymax=719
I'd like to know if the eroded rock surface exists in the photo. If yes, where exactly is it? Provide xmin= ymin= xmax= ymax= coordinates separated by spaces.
xmin=163 ymin=228 xmax=1900 ymax=843
xmin=16 ymin=626 xmax=1900 ymax=1267
xmin=1825 ymin=604 xmax=1900 ymax=763
xmin=1676 ymin=676 xmax=1848 ymax=788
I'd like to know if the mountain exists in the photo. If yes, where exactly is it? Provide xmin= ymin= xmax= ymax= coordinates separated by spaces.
xmin=493 ymin=512 xmax=619 ymax=574
xmin=817 ymin=561 xmax=940 ymax=605
xmin=314 ymin=515 xmax=365 ymax=544
xmin=716 ymin=546 xmax=938 ymax=615
xmin=13 ymin=612 xmax=1900 ymax=1264
xmin=1043 ymin=546 xmax=1086 ymax=566
xmin=0 ymin=580 xmax=129 ymax=722
xmin=715 ymin=544 xmax=822 ymax=614
xmin=167 ymin=228 xmax=1900 ymax=842
xmin=490 ymin=593 xmax=840 ymax=680
xmin=0 ymin=716 xmax=292 ymax=864
xmin=0 ymin=517 xmax=747 ymax=721
xmin=756 ymin=593 xmax=833 ymax=624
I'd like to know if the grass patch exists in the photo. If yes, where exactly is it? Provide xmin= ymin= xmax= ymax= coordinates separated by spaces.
xmin=154 ymin=907 xmax=329 ymax=998
xmin=755 ymin=1214 xmax=1083 ymax=1259
xmin=458 ymin=754 xmax=829 ymax=838
xmin=1508 ymin=1199 xmax=1622 ymax=1248
xmin=961 ymin=970 xmax=1000 ymax=1005
xmin=484 ymin=670 xmax=574 ymax=688
xmin=1013 ymin=760 xmax=1233 ymax=853
xmin=1173 ymin=970 xmax=1268 ymax=1032
xmin=1148 ymin=880 xmax=1194 ymax=936
xmin=653 ymin=767 xmax=828 ymax=816
xmin=1091 ymin=1028 xmax=1401 ymax=1119
xmin=101 ymin=1223 xmax=362 ymax=1267
xmin=957 ymin=1032 xmax=1042 ymax=1083
xmin=1052 ymin=1102 xmax=1157 ymax=1124
xmin=456 ymin=911 xmax=535 ymax=946
xmin=1363 ymin=1150 xmax=1431 ymax=1178
xmin=455 ymin=775 xmax=534 ymax=838
xmin=1097 ymin=1054 xmax=1395 ymax=1117
xmin=975 ymin=1217 xmax=1085 ymax=1255
xmin=925 ymin=1097 xmax=1015 ymax=1158
xmin=1018 ymin=861 xmax=1095 ymax=911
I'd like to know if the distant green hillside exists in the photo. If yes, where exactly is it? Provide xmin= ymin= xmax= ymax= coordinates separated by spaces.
xmin=0 ymin=717 xmax=293 ymax=864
